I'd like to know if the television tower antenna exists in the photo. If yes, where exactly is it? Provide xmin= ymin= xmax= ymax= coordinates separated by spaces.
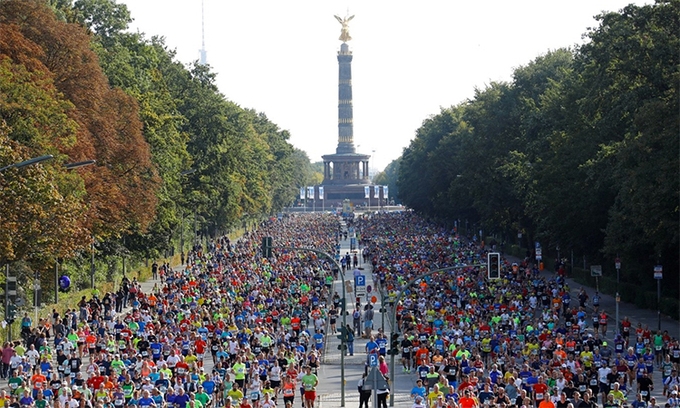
xmin=199 ymin=0 xmax=207 ymax=65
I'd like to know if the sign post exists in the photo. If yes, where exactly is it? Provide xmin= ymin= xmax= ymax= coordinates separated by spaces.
xmin=355 ymin=274 xmax=367 ymax=299
xmin=362 ymin=366 xmax=389 ymax=408
xmin=615 ymin=258 xmax=621 ymax=334
xmin=590 ymin=265 xmax=602 ymax=292
xmin=654 ymin=265 xmax=662 ymax=331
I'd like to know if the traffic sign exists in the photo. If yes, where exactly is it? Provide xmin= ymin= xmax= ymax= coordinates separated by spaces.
xmin=590 ymin=265 xmax=602 ymax=277
xmin=654 ymin=265 xmax=663 ymax=279
xmin=367 ymin=285 xmax=372 ymax=293
xmin=362 ymin=367 xmax=389 ymax=391
xmin=355 ymin=274 xmax=367 ymax=297
xmin=615 ymin=258 xmax=621 ymax=270
xmin=371 ymin=296 xmax=377 ymax=304
xmin=368 ymin=353 xmax=378 ymax=367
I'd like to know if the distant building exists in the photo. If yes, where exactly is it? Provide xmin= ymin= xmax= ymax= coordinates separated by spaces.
xmin=320 ymin=19 xmax=378 ymax=206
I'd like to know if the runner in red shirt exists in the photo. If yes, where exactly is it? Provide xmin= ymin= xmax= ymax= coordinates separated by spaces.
xmin=194 ymin=337 xmax=206 ymax=367
xmin=533 ymin=377 xmax=549 ymax=403
xmin=291 ymin=316 xmax=301 ymax=333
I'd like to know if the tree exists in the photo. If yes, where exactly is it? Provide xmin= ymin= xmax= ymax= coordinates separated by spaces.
xmin=0 ymin=0 xmax=159 ymax=245
xmin=576 ymin=1 xmax=679 ymax=288
xmin=373 ymin=158 xmax=400 ymax=203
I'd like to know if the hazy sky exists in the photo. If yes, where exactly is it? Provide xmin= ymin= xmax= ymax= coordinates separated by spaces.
xmin=123 ymin=0 xmax=647 ymax=172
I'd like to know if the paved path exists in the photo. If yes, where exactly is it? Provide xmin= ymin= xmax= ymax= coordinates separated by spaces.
xmin=317 ymin=224 xmax=415 ymax=408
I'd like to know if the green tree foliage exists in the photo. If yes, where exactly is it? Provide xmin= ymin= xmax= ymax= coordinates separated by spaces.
xmin=373 ymin=157 xmax=401 ymax=204
xmin=0 ymin=0 xmax=314 ymax=292
xmin=397 ymin=1 xmax=679 ymax=298
xmin=71 ymin=0 xmax=309 ymax=250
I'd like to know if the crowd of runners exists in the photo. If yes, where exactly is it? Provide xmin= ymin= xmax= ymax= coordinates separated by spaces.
xmin=3 ymin=210 xmax=679 ymax=408
xmin=355 ymin=211 xmax=680 ymax=408
xmin=1 ymin=214 xmax=344 ymax=408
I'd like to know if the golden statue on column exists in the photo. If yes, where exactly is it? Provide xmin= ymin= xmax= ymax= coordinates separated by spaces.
xmin=334 ymin=14 xmax=355 ymax=43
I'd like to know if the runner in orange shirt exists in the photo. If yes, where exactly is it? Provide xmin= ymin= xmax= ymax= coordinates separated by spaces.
xmin=86 ymin=333 xmax=97 ymax=358
xmin=30 ymin=372 xmax=46 ymax=398
xmin=415 ymin=346 xmax=430 ymax=366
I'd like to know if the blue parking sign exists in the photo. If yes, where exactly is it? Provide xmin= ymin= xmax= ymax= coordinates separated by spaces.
xmin=368 ymin=353 xmax=378 ymax=367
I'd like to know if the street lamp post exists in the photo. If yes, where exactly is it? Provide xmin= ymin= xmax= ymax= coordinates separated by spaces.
xmin=178 ymin=169 xmax=196 ymax=263
xmin=64 ymin=160 xmax=96 ymax=170
xmin=179 ymin=209 xmax=185 ymax=264
xmin=615 ymin=257 xmax=621 ymax=334
xmin=55 ymin=159 xmax=96 ymax=303
xmin=54 ymin=261 xmax=59 ymax=304
xmin=654 ymin=264 xmax=663 ymax=331
xmin=0 ymin=155 xmax=53 ymax=172
xmin=90 ymin=239 xmax=96 ymax=289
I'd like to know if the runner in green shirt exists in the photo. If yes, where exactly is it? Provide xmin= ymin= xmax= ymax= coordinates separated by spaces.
xmin=35 ymin=392 xmax=47 ymax=408
xmin=301 ymin=366 xmax=319 ymax=408
xmin=232 ymin=357 xmax=247 ymax=389
xmin=195 ymin=386 xmax=211 ymax=407
xmin=8 ymin=373 xmax=24 ymax=396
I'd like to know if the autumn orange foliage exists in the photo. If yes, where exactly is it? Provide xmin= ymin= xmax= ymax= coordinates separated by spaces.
xmin=0 ymin=0 xmax=158 ymax=244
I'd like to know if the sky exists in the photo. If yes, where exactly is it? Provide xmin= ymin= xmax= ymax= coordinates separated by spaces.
xmin=123 ymin=0 xmax=649 ymax=173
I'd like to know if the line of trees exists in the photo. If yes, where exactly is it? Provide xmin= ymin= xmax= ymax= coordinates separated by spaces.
xmin=0 ymin=0 xmax=318 ymax=295
xmin=392 ymin=1 xmax=679 ymax=314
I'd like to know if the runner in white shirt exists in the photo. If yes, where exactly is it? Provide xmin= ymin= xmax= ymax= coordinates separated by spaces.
xmin=25 ymin=345 xmax=40 ymax=366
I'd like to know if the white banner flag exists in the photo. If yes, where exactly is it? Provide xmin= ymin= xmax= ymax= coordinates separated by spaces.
xmin=383 ymin=185 xmax=389 ymax=199
xmin=318 ymin=186 xmax=324 ymax=200
xmin=374 ymin=185 xmax=380 ymax=198
xmin=364 ymin=186 xmax=370 ymax=198
xmin=307 ymin=186 xmax=314 ymax=199
xmin=299 ymin=187 xmax=305 ymax=200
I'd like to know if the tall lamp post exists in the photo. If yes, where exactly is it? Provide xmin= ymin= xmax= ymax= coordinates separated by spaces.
xmin=179 ymin=169 xmax=196 ymax=263
xmin=0 ymin=154 xmax=53 ymax=173
xmin=55 ymin=160 xmax=96 ymax=303
xmin=1 ymin=155 xmax=54 ymax=331
xmin=615 ymin=257 xmax=621 ymax=334
xmin=654 ymin=264 xmax=663 ymax=330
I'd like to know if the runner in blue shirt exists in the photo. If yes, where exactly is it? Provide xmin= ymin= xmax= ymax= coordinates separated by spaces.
xmin=312 ymin=331 xmax=324 ymax=351
xmin=410 ymin=379 xmax=426 ymax=400
xmin=365 ymin=337 xmax=379 ymax=355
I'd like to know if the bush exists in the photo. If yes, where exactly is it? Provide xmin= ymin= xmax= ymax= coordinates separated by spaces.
xmin=661 ymin=297 xmax=680 ymax=320
xmin=508 ymin=245 xmax=523 ymax=259
xmin=485 ymin=236 xmax=498 ymax=246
